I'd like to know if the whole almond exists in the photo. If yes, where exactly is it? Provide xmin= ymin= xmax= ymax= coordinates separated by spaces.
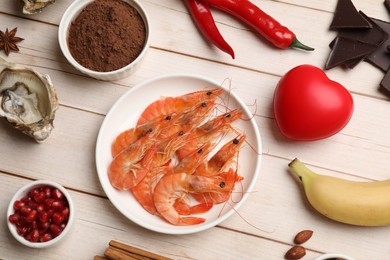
xmin=294 ymin=230 xmax=313 ymax=244
xmin=284 ymin=245 xmax=306 ymax=260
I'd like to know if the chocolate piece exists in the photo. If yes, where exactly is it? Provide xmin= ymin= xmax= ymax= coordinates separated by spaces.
xmin=365 ymin=17 xmax=390 ymax=72
xmin=345 ymin=57 xmax=365 ymax=69
xmin=325 ymin=36 xmax=377 ymax=69
xmin=329 ymin=35 xmax=373 ymax=69
xmin=380 ymin=68 xmax=390 ymax=95
xmin=330 ymin=0 xmax=372 ymax=30
xmin=329 ymin=37 xmax=368 ymax=68
xmin=385 ymin=0 xmax=390 ymax=14
xmin=336 ymin=12 xmax=388 ymax=47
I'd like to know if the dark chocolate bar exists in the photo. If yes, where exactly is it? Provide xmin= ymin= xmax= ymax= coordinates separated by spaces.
xmin=336 ymin=12 xmax=388 ymax=47
xmin=330 ymin=0 xmax=372 ymax=30
xmin=365 ymin=18 xmax=390 ymax=72
xmin=380 ymin=68 xmax=390 ymax=94
xmin=325 ymin=36 xmax=377 ymax=70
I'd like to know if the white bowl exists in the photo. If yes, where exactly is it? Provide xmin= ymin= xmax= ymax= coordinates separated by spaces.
xmin=7 ymin=180 xmax=75 ymax=248
xmin=95 ymin=74 xmax=262 ymax=234
xmin=315 ymin=253 xmax=355 ymax=260
xmin=58 ymin=0 xmax=150 ymax=81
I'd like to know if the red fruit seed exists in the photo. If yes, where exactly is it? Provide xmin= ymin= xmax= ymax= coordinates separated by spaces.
xmin=9 ymin=213 xmax=20 ymax=224
xmin=52 ymin=189 xmax=64 ymax=200
xmin=39 ymin=233 xmax=53 ymax=242
xmin=13 ymin=200 xmax=25 ymax=210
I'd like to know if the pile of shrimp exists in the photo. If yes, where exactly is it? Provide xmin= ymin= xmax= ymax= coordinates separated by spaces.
xmin=108 ymin=88 xmax=247 ymax=226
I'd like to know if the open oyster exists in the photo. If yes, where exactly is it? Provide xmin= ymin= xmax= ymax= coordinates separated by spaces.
xmin=0 ymin=59 xmax=58 ymax=142
xmin=22 ymin=0 xmax=55 ymax=15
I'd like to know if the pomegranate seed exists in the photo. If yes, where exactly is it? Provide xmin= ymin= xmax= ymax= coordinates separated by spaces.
xmin=39 ymin=211 xmax=49 ymax=223
xmin=13 ymin=200 xmax=25 ymax=210
xmin=33 ymin=192 xmax=46 ymax=203
xmin=50 ymin=224 xmax=62 ymax=237
xmin=17 ymin=226 xmax=28 ymax=236
xmin=38 ymin=221 xmax=50 ymax=231
xmin=27 ymin=200 xmax=37 ymax=210
xmin=39 ymin=233 xmax=53 ymax=242
xmin=26 ymin=210 xmax=38 ymax=223
xmin=29 ymin=188 xmax=40 ymax=198
xmin=60 ymin=223 xmax=67 ymax=230
xmin=36 ymin=203 xmax=45 ymax=212
xmin=61 ymin=207 xmax=70 ymax=221
xmin=29 ymin=229 xmax=40 ymax=242
xmin=52 ymin=189 xmax=63 ymax=200
xmin=9 ymin=213 xmax=20 ymax=224
xmin=51 ymin=200 xmax=64 ymax=211
xmin=52 ymin=212 xmax=64 ymax=225
xmin=20 ymin=206 xmax=32 ymax=216
xmin=43 ymin=186 xmax=52 ymax=198
xmin=17 ymin=216 xmax=28 ymax=227
xmin=21 ymin=196 xmax=31 ymax=204
xmin=44 ymin=198 xmax=55 ymax=209
xmin=31 ymin=221 xmax=38 ymax=230
xmin=47 ymin=209 xmax=54 ymax=218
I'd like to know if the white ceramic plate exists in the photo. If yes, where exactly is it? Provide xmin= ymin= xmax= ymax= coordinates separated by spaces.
xmin=95 ymin=74 xmax=262 ymax=234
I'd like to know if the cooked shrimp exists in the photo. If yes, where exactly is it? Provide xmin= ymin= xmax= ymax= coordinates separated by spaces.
xmin=158 ymin=100 xmax=216 ymax=140
xmin=129 ymin=130 xmax=187 ymax=214
xmin=111 ymin=113 xmax=177 ymax=157
xmin=196 ymin=134 xmax=246 ymax=177
xmin=137 ymin=88 xmax=223 ymax=126
xmin=153 ymin=170 xmax=237 ymax=225
xmin=192 ymin=135 xmax=246 ymax=204
xmin=131 ymin=166 xmax=167 ymax=215
xmin=176 ymin=109 xmax=243 ymax=161
xmin=108 ymin=138 xmax=157 ymax=190
xmin=131 ymin=142 xmax=214 ymax=215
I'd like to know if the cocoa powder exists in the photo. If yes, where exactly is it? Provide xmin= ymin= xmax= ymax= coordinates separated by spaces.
xmin=68 ymin=0 xmax=146 ymax=72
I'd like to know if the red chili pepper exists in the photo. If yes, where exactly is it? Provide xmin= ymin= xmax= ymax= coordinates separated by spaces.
xmin=185 ymin=0 xmax=235 ymax=58
xmin=201 ymin=0 xmax=314 ymax=51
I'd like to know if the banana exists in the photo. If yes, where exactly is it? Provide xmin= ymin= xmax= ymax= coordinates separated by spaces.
xmin=289 ymin=158 xmax=390 ymax=226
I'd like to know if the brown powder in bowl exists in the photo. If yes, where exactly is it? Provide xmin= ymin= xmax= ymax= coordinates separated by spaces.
xmin=67 ymin=0 xmax=146 ymax=72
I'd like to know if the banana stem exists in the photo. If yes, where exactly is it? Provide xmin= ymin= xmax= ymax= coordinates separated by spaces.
xmin=288 ymin=158 xmax=316 ymax=182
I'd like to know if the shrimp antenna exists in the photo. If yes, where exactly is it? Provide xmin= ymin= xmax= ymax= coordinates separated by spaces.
xmin=245 ymin=138 xmax=261 ymax=156
xmin=214 ymin=77 xmax=235 ymax=112
xmin=221 ymin=201 xmax=275 ymax=234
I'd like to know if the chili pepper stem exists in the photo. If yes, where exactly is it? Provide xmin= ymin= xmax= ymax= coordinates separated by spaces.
xmin=290 ymin=37 xmax=314 ymax=51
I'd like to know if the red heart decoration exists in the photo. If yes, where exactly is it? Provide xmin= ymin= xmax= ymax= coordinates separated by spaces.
xmin=273 ymin=64 xmax=354 ymax=141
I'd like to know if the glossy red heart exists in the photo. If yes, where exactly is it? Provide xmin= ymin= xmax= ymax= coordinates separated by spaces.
xmin=273 ymin=65 xmax=354 ymax=141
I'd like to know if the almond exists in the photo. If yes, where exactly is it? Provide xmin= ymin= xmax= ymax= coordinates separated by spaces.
xmin=284 ymin=245 xmax=306 ymax=260
xmin=294 ymin=230 xmax=313 ymax=244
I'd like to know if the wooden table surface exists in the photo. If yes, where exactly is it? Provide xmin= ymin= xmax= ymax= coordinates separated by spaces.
xmin=1 ymin=0 xmax=389 ymax=259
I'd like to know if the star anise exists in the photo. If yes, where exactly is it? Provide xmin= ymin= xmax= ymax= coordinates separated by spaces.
xmin=0 ymin=27 xmax=24 ymax=56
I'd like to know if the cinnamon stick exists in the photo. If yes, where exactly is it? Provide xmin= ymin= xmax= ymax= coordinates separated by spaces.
xmin=104 ymin=246 xmax=143 ymax=260
xmin=94 ymin=256 xmax=110 ymax=260
xmin=109 ymin=240 xmax=172 ymax=260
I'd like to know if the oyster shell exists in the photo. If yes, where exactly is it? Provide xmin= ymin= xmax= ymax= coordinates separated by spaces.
xmin=0 ymin=59 xmax=58 ymax=142
xmin=21 ymin=0 xmax=56 ymax=15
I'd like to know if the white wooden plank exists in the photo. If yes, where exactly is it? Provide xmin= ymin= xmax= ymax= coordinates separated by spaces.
xmin=0 ymin=0 xmax=388 ymax=100
xmin=0 ymin=174 xmax=321 ymax=260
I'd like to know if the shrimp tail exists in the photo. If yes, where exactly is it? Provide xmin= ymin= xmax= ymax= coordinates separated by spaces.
xmin=132 ymin=166 xmax=168 ymax=215
xmin=178 ymin=217 xmax=206 ymax=226
xmin=174 ymin=200 xmax=213 ymax=215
